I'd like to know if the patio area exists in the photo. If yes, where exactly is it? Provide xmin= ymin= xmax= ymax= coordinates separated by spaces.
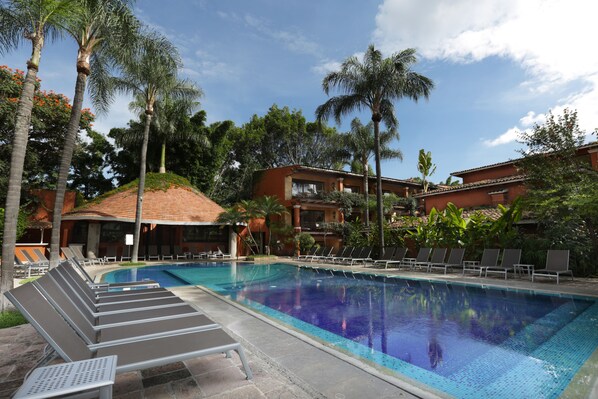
xmin=2 ymin=259 xmax=598 ymax=398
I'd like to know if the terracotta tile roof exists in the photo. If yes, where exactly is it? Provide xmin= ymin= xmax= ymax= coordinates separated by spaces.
xmin=63 ymin=185 xmax=225 ymax=225
xmin=414 ymin=175 xmax=526 ymax=198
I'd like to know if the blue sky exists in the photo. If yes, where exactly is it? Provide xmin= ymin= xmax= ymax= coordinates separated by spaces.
xmin=3 ymin=0 xmax=597 ymax=183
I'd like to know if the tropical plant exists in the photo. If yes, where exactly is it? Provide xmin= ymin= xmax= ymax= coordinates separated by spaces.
xmin=316 ymin=44 xmax=434 ymax=250
xmin=294 ymin=232 xmax=315 ymax=253
xmin=216 ymin=200 xmax=260 ymax=255
xmin=418 ymin=149 xmax=436 ymax=193
xmin=0 ymin=0 xmax=74 ymax=310
xmin=255 ymin=195 xmax=287 ymax=254
xmin=49 ymin=0 xmax=140 ymax=267
xmin=111 ymin=30 xmax=199 ymax=262
xmin=517 ymin=109 xmax=598 ymax=275
xmin=344 ymin=117 xmax=402 ymax=226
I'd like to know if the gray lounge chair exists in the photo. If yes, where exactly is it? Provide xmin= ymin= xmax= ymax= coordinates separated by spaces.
xmin=369 ymin=247 xmax=397 ymax=267
xmin=13 ymin=256 xmax=34 ymax=277
xmin=161 ymin=245 xmax=173 ymax=260
xmin=428 ymin=248 xmax=466 ymax=274
xmin=104 ymin=245 xmax=118 ymax=262
xmin=532 ymin=250 xmax=573 ymax=284
xmin=174 ymin=245 xmax=187 ymax=260
xmin=61 ymin=261 xmax=162 ymax=295
xmin=399 ymin=247 xmax=432 ymax=270
xmin=325 ymin=247 xmax=352 ymax=263
xmin=297 ymin=247 xmax=317 ymax=260
xmin=347 ymin=246 xmax=373 ymax=266
xmin=21 ymin=248 xmax=49 ymax=268
xmin=413 ymin=248 xmax=447 ymax=272
xmin=463 ymin=249 xmax=500 ymax=276
xmin=70 ymin=245 xmax=103 ymax=266
xmin=334 ymin=247 xmax=360 ymax=263
xmin=32 ymin=275 xmax=219 ymax=348
xmin=485 ymin=249 xmax=522 ymax=279
xmin=5 ymin=283 xmax=253 ymax=379
xmin=147 ymin=245 xmax=160 ymax=260
xmin=33 ymin=248 xmax=53 ymax=266
xmin=310 ymin=246 xmax=334 ymax=262
xmin=382 ymin=248 xmax=408 ymax=269
xmin=216 ymin=246 xmax=232 ymax=259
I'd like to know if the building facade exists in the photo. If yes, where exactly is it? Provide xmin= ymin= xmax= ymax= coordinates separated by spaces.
xmin=252 ymin=165 xmax=422 ymax=251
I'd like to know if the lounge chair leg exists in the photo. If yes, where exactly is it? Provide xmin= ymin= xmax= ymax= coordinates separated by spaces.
xmin=236 ymin=348 xmax=253 ymax=380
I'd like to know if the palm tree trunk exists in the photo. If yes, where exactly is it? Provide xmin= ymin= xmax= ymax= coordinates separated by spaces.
xmin=132 ymin=111 xmax=153 ymax=262
xmin=50 ymin=70 xmax=88 ymax=268
xmin=363 ymin=156 xmax=370 ymax=227
xmin=373 ymin=119 xmax=385 ymax=249
xmin=0 ymin=63 xmax=40 ymax=311
xmin=159 ymin=141 xmax=166 ymax=173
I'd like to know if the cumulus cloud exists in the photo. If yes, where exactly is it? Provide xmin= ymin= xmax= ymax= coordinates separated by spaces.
xmin=311 ymin=59 xmax=342 ymax=75
xmin=374 ymin=0 xmax=598 ymax=144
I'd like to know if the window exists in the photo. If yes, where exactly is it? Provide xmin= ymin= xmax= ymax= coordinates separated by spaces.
xmin=292 ymin=180 xmax=324 ymax=198
xmin=183 ymin=226 xmax=228 ymax=242
xmin=343 ymin=186 xmax=360 ymax=194
xmin=300 ymin=210 xmax=325 ymax=231
xmin=100 ymin=222 xmax=133 ymax=243
xmin=70 ymin=221 xmax=88 ymax=244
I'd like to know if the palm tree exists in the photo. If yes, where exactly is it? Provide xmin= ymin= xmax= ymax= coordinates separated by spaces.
xmin=255 ymin=195 xmax=287 ymax=254
xmin=418 ymin=149 xmax=437 ymax=193
xmin=120 ymin=94 xmax=204 ymax=174
xmin=216 ymin=200 xmax=263 ymax=255
xmin=316 ymin=44 xmax=433 ymax=249
xmin=49 ymin=0 xmax=140 ymax=268
xmin=0 ymin=0 xmax=74 ymax=310
xmin=111 ymin=30 xmax=200 ymax=262
xmin=344 ymin=118 xmax=402 ymax=226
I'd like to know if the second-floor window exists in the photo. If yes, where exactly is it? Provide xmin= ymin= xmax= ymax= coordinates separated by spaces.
xmin=292 ymin=179 xmax=324 ymax=198
xmin=300 ymin=210 xmax=325 ymax=230
xmin=343 ymin=186 xmax=360 ymax=194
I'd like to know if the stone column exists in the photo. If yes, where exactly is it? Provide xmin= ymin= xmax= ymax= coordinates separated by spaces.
xmin=293 ymin=205 xmax=301 ymax=232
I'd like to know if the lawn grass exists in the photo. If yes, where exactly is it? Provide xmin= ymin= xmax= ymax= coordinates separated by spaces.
xmin=18 ymin=276 xmax=40 ymax=284
xmin=120 ymin=262 xmax=146 ymax=267
xmin=0 ymin=311 xmax=28 ymax=329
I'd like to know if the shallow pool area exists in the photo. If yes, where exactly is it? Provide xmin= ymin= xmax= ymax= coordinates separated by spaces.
xmin=104 ymin=262 xmax=598 ymax=398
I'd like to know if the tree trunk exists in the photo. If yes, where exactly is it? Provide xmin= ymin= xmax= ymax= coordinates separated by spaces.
xmin=50 ymin=71 xmax=88 ymax=268
xmin=363 ymin=156 xmax=369 ymax=227
xmin=159 ymin=141 xmax=166 ymax=173
xmin=0 ymin=64 xmax=40 ymax=311
xmin=372 ymin=119 xmax=385 ymax=250
xmin=132 ymin=111 xmax=153 ymax=262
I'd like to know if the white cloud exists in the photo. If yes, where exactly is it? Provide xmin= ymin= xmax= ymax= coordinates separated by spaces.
xmin=483 ymin=126 xmax=524 ymax=147
xmin=375 ymin=0 xmax=598 ymax=143
xmin=311 ymin=59 xmax=342 ymax=75
xmin=519 ymin=111 xmax=545 ymax=128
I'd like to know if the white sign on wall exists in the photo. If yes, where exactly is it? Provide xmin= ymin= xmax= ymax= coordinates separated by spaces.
xmin=125 ymin=234 xmax=134 ymax=246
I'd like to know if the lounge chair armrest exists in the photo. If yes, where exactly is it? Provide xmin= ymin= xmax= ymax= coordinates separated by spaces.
xmin=402 ymin=257 xmax=416 ymax=263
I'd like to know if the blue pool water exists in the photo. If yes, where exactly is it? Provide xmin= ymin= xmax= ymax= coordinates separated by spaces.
xmin=104 ymin=262 xmax=598 ymax=398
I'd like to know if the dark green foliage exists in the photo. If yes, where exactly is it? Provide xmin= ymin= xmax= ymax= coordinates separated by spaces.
xmin=0 ymin=208 xmax=28 ymax=252
xmin=323 ymin=191 xmax=365 ymax=219
xmin=0 ymin=310 xmax=27 ymax=329
xmin=295 ymin=232 xmax=315 ymax=252
xmin=71 ymin=130 xmax=115 ymax=199
xmin=517 ymin=109 xmax=598 ymax=275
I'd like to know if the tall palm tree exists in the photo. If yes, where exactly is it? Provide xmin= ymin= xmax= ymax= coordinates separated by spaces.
xmin=0 ymin=0 xmax=74 ymax=310
xmin=49 ymin=0 xmax=140 ymax=268
xmin=255 ymin=195 xmax=287 ymax=254
xmin=112 ymin=30 xmax=200 ymax=262
xmin=316 ymin=44 xmax=433 ymax=249
xmin=120 ymin=94 xmax=204 ymax=174
xmin=344 ymin=117 xmax=402 ymax=227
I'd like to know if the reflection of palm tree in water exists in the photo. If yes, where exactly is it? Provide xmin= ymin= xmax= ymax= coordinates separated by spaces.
xmin=428 ymin=338 xmax=443 ymax=369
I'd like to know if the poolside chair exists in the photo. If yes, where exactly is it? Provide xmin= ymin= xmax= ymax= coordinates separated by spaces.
xmin=413 ymin=248 xmax=447 ymax=272
xmin=22 ymin=248 xmax=49 ymax=267
xmin=62 ymin=247 xmax=90 ymax=266
xmin=49 ymin=268 xmax=188 ymax=317
xmin=13 ymin=256 xmax=33 ymax=278
xmin=104 ymin=245 xmax=118 ymax=262
xmin=310 ymin=246 xmax=334 ymax=262
xmin=161 ymin=245 xmax=173 ymax=260
xmin=303 ymin=246 xmax=325 ymax=261
xmin=5 ymin=283 xmax=253 ymax=379
xmin=17 ymin=250 xmax=48 ymax=276
xmin=297 ymin=246 xmax=318 ymax=260
xmin=120 ymin=248 xmax=131 ymax=262
xmin=325 ymin=247 xmax=352 ymax=263
xmin=485 ymin=249 xmax=522 ymax=279
xmin=334 ymin=247 xmax=361 ymax=263
xmin=216 ymin=246 xmax=232 ymax=259
xmin=147 ymin=245 xmax=160 ymax=260
xmin=70 ymin=245 xmax=103 ymax=266
xmin=61 ymin=260 xmax=162 ymax=293
xmin=347 ymin=246 xmax=373 ymax=266
xmin=369 ymin=247 xmax=397 ymax=267
xmin=399 ymin=248 xmax=432 ymax=270
xmin=462 ymin=249 xmax=500 ymax=276
xmin=428 ymin=248 xmax=466 ymax=274
xmin=33 ymin=248 xmax=53 ymax=266
xmin=174 ymin=245 xmax=187 ymax=260
xmin=382 ymin=248 xmax=408 ymax=269
xmin=532 ymin=250 xmax=573 ymax=284
xmin=33 ymin=275 xmax=220 ymax=348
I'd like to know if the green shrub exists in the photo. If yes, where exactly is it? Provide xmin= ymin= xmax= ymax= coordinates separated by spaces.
xmin=0 ymin=311 xmax=28 ymax=329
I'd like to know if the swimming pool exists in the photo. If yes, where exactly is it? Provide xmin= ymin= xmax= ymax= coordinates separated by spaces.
xmin=104 ymin=262 xmax=598 ymax=398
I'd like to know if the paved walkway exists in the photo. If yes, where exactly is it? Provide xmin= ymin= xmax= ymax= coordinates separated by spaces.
xmin=2 ymin=259 xmax=598 ymax=398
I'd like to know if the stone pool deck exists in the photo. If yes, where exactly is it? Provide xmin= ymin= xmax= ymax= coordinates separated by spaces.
xmin=2 ymin=258 xmax=598 ymax=398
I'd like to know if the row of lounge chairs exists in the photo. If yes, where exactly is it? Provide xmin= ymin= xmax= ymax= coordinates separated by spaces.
xmin=4 ymin=261 xmax=253 ymax=394
xmin=14 ymin=248 xmax=49 ymax=277
xmin=299 ymin=246 xmax=573 ymax=284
